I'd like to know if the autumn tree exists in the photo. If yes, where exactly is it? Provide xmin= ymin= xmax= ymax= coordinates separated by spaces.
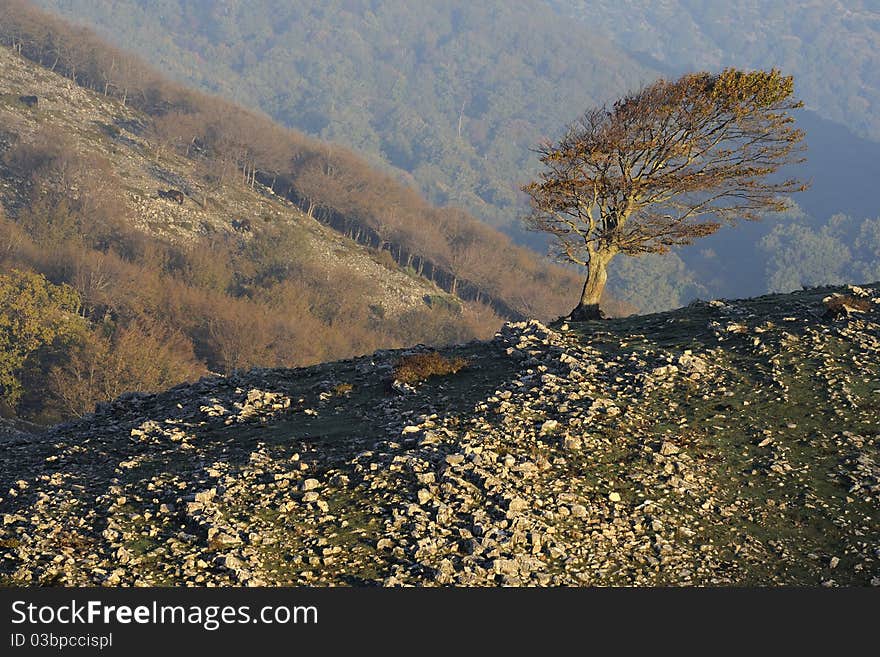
xmin=0 ymin=269 xmax=82 ymax=408
xmin=48 ymin=321 xmax=204 ymax=418
xmin=524 ymin=68 xmax=807 ymax=320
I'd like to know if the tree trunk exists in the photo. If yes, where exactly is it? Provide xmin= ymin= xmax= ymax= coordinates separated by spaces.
xmin=570 ymin=250 xmax=614 ymax=321
xmin=458 ymin=98 xmax=466 ymax=138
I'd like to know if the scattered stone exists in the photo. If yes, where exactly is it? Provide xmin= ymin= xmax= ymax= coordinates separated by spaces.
xmin=562 ymin=434 xmax=583 ymax=451
xmin=540 ymin=420 xmax=560 ymax=435
xmin=2 ymin=283 xmax=877 ymax=588
xmin=659 ymin=441 xmax=680 ymax=456
xmin=194 ymin=489 xmax=216 ymax=504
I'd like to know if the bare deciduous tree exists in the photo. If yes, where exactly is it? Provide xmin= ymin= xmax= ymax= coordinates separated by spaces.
xmin=524 ymin=68 xmax=807 ymax=320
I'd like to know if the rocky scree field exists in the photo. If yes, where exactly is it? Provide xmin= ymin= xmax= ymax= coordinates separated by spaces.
xmin=1 ymin=284 xmax=878 ymax=586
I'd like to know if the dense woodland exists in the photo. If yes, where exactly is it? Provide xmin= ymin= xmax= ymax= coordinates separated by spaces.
xmin=554 ymin=0 xmax=880 ymax=141
xmin=30 ymin=0 xmax=880 ymax=309
xmin=761 ymin=213 xmax=880 ymax=294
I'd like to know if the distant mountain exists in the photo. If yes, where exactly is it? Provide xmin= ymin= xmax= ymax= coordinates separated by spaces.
xmin=3 ymin=283 xmax=878 ymax=586
xmin=795 ymin=110 xmax=880 ymax=222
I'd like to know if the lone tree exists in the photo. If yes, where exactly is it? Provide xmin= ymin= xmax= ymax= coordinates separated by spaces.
xmin=524 ymin=68 xmax=807 ymax=320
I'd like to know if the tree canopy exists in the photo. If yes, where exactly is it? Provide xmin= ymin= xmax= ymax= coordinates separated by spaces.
xmin=0 ymin=269 xmax=82 ymax=407
xmin=524 ymin=68 xmax=807 ymax=319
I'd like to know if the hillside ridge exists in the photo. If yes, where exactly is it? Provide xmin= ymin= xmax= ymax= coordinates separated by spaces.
xmin=2 ymin=283 xmax=878 ymax=586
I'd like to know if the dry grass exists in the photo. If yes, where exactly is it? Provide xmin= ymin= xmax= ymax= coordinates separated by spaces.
xmin=393 ymin=351 xmax=468 ymax=385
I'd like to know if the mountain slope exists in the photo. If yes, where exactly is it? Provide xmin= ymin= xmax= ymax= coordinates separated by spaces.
xmin=2 ymin=3 xmax=654 ymax=422
xmin=0 ymin=45 xmax=449 ymax=318
xmin=2 ymin=283 xmax=878 ymax=586
xmin=0 ymin=39 xmax=513 ymax=423
xmin=28 ymin=0 xmax=654 ymax=232
xmin=1 ymin=1 xmax=593 ymax=326
xmin=26 ymin=0 xmax=880 ymax=312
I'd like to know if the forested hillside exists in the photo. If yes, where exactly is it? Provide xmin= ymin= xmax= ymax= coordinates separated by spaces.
xmin=29 ymin=0 xmax=880 ymax=311
xmin=554 ymin=0 xmax=880 ymax=141
xmin=0 ymin=3 xmax=633 ymax=424
xmin=30 ymin=0 xmax=652 ymax=234
xmin=0 ymin=1 xmax=597 ymax=319
xmin=0 ymin=42 xmax=496 ymax=424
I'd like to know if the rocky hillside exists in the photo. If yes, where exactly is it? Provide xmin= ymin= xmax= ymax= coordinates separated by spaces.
xmin=1 ymin=283 xmax=878 ymax=586
xmin=0 ymin=44 xmax=457 ymax=318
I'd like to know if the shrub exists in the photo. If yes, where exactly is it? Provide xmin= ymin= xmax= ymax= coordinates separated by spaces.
xmin=424 ymin=294 xmax=462 ymax=315
xmin=47 ymin=321 xmax=204 ymax=418
xmin=824 ymin=294 xmax=874 ymax=316
xmin=393 ymin=351 xmax=468 ymax=385
xmin=373 ymin=248 xmax=399 ymax=271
